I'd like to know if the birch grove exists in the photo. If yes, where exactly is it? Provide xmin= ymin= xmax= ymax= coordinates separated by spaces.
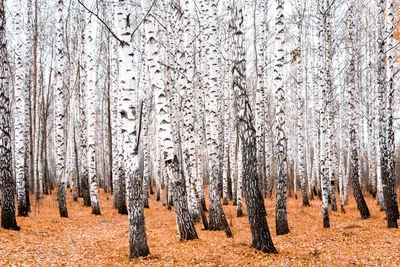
xmin=2 ymin=0 xmax=400 ymax=261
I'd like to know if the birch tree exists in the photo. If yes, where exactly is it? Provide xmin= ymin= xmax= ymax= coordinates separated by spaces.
xmin=348 ymin=4 xmax=370 ymax=220
xmin=181 ymin=0 xmax=200 ymax=221
xmin=55 ymin=0 xmax=68 ymax=218
xmin=324 ymin=0 xmax=337 ymax=212
xmin=295 ymin=0 xmax=309 ymax=207
xmin=1 ymin=0 xmax=20 ymax=230
xmin=381 ymin=0 xmax=398 ymax=227
xmin=14 ymin=0 xmax=30 ymax=217
xmin=231 ymin=0 xmax=277 ymax=253
xmin=115 ymin=0 xmax=150 ymax=257
xmin=79 ymin=4 xmax=91 ymax=207
xmin=85 ymin=0 xmax=101 ymax=215
xmin=206 ymin=0 xmax=232 ymax=237
xmin=274 ymin=0 xmax=289 ymax=236
xmin=142 ymin=0 xmax=199 ymax=241
xmin=317 ymin=0 xmax=330 ymax=228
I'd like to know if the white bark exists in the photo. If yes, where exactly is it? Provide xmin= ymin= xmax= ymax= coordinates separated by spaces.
xmin=55 ymin=0 xmax=67 ymax=217
xmin=274 ymin=0 xmax=289 ymax=235
xmin=85 ymin=0 xmax=100 ymax=215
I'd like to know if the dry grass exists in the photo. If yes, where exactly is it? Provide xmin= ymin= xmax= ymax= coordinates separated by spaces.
xmin=1 ymin=189 xmax=400 ymax=266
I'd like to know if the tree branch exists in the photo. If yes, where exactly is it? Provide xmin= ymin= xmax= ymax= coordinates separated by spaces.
xmin=77 ymin=0 xmax=129 ymax=46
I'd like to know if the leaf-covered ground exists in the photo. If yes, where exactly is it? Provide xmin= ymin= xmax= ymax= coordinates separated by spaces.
xmin=1 ymin=190 xmax=400 ymax=266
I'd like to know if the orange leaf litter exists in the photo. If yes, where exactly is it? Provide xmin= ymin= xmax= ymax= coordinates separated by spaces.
xmin=1 ymin=189 xmax=400 ymax=266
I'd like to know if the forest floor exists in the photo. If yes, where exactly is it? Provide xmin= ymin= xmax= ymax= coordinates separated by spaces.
xmin=1 ymin=189 xmax=400 ymax=267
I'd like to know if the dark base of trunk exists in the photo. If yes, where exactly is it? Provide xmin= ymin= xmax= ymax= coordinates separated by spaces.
xmin=191 ymin=213 xmax=201 ymax=223
xmin=58 ymin=207 xmax=68 ymax=218
xmin=118 ymin=205 xmax=128 ymax=215
xmin=302 ymin=194 xmax=310 ymax=207
xmin=340 ymin=204 xmax=345 ymax=213
xmin=323 ymin=216 xmax=330 ymax=228
xmin=201 ymin=198 xmax=207 ymax=212
xmin=149 ymin=186 xmax=154 ymax=195
xmin=129 ymin=245 xmax=150 ymax=259
xmin=193 ymin=185 xmax=209 ymax=230
xmin=201 ymin=210 xmax=209 ymax=230
xmin=317 ymin=190 xmax=322 ymax=201
xmin=1 ymin=224 xmax=21 ymax=231
xmin=82 ymin=190 xmax=91 ymax=207
xmin=17 ymin=206 xmax=29 ymax=217
xmin=331 ymin=201 xmax=338 ymax=211
xmin=1 ymin=187 xmax=20 ymax=231
xmin=275 ymin=210 xmax=289 ymax=235
xmin=168 ymin=156 xmax=199 ymax=241
xmin=353 ymin=183 xmax=370 ymax=219
xmin=209 ymin=205 xmax=233 ymax=238
xmin=143 ymin=191 xmax=149 ymax=209
xmin=118 ymin=188 xmax=128 ymax=215
xmin=58 ymin=184 xmax=68 ymax=218
xmin=251 ymin=224 xmax=278 ymax=254
xmin=156 ymin=188 xmax=160 ymax=201
xmin=237 ymin=206 xmax=243 ymax=217
xmin=91 ymin=206 xmax=101 ymax=215
xmin=223 ymin=197 xmax=228 ymax=205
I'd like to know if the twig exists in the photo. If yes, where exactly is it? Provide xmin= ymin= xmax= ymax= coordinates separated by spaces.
xmin=135 ymin=100 xmax=144 ymax=154
xmin=77 ymin=0 xmax=129 ymax=46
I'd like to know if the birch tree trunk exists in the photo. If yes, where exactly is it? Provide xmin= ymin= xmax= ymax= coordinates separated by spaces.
xmin=55 ymin=0 xmax=68 ymax=218
xmin=366 ymin=5 xmax=376 ymax=199
xmin=14 ymin=0 xmax=30 ymax=217
xmin=142 ymin=0 xmax=198 ymax=241
xmin=237 ymin=135 xmax=243 ymax=217
xmin=1 ymin=0 xmax=20 ymax=230
xmin=206 ymin=0 xmax=232 ymax=237
xmin=382 ymin=0 xmax=398 ymax=227
xmin=274 ymin=0 xmax=289 ymax=236
xmin=115 ymin=0 xmax=150 ymax=257
xmin=348 ymin=5 xmax=370 ymax=220
xmin=318 ymin=0 xmax=329 ymax=228
xmin=231 ymin=0 xmax=277 ymax=253
xmin=85 ymin=0 xmax=101 ymax=215
xmin=197 ymin=0 xmax=209 ymax=212
xmin=255 ymin=0 xmax=266 ymax=203
xmin=79 ymin=4 xmax=91 ymax=207
xmin=296 ymin=0 xmax=309 ymax=207
xmin=111 ymin=0 xmax=120 ymax=209
xmin=324 ymin=0 xmax=337 ymax=212
xmin=181 ymin=0 xmax=200 ymax=221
